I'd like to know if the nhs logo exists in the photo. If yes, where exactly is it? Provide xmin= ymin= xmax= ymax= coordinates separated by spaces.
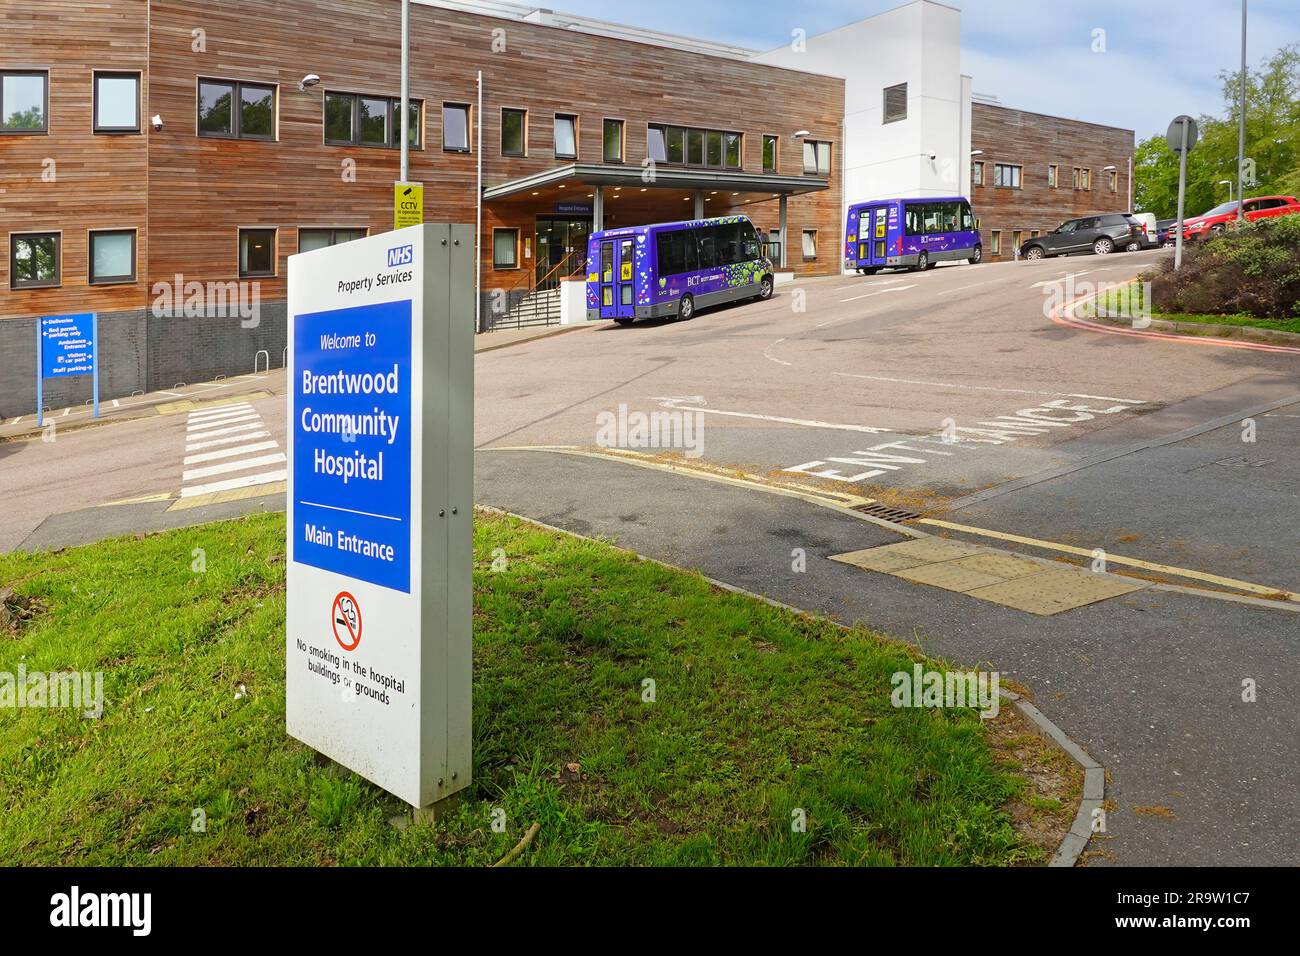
xmin=386 ymin=244 xmax=414 ymax=268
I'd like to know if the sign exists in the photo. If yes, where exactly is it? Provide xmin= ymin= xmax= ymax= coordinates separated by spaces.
xmin=286 ymin=223 xmax=474 ymax=809
xmin=394 ymin=181 xmax=424 ymax=230
xmin=37 ymin=312 xmax=99 ymax=426
xmin=556 ymin=202 xmax=592 ymax=216
xmin=1166 ymin=115 xmax=1198 ymax=153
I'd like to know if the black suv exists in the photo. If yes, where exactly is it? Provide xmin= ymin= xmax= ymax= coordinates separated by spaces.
xmin=1020 ymin=214 xmax=1144 ymax=259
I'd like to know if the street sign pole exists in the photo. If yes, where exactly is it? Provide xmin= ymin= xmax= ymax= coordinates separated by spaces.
xmin=35 ymin=319 xmax=43 ymax=429
xmin=91 ymin=313 xmax=100 ymax=419
xmin=1175 ymin=120 xmax=1189 ymax=271
xmin=1237 ymin=0 xmax=1248 ymax=225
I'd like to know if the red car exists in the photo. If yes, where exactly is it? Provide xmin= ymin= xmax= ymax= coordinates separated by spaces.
xmin=1179 ymin=195 xmax=1300 ymax=241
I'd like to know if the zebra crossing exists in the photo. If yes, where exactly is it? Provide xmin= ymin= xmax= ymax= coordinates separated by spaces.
xmin=181 ymin=402 xmax=286 ymax=499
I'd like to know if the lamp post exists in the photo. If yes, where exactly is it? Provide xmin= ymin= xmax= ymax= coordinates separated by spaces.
xmin=1237 ymin=0 xmax=1247 ymax=224
xmin=400 ymin=0 xmax=410 ymax=184
xmin=1219 ymin=179 xmax=1235 ymax=202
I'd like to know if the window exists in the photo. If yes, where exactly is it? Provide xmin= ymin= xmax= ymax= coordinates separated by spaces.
xmin=298 ymin=228 xmax=366 ymax=253
xmin=1048 ymin=164 xmax=1058 ymax=188
xmin=94 ymin=72 xmax=140 ymax=133
xmin=554 ymin=114 xmax=577 ymax=159
xmin=647 ymin=125 xmax=742 ymax=169
xmin=883 ymin=83 xmax=908 ymax=124
xmin=1073 ymin=167 xmax=1091 ymax=190
xmin=990 ymin=230 xmax=1001 ymax=256
xmin=993 ymin=163 xmax=1021 ymax=188
xmin=324 ymin=92 xmax=419 ymax=148
xmin=802 ymin=229 xmax=818 ymax=259
xmin=89 ymin=229 xmax=136 ymax=284
xmin=9 ymin=232 xmax=60 ymax=288
xmin=763 ymin=135 xmax=778 ymax=172
xmin=1 ymin=70 xmax=48 ymax=133
xmin=1109 ymin=169 xmax=1119 ymax=192
xmin=492 ymin=228 xmax=519 ymax=269
xmin=602 ymin=118 xmax=623 ymax=163
xmin=656 ymin=229 xmax=698 ymax=277
xmin=198 ymin=79 xmax=275 ymax=140
xmin=972 ymin=161 xmax=984 ymax=186
xmin=442 ymin=103 xmax=470 ymax=152
xmin=961 ymin=202 xmax=975 ymax=231
xmin=803 ymin=140 xmax=831 ymax=175
xmin=1012 ymin=230 xmax=1023 ymax=252
xmin=238 ymin=228 xmax=276 ymax=278
xmin=1031 ymin=230 xmax=1040 ymax=239
xmin=499 ymin=108 xmax=526 ymax=157
xmin=696 ymin=227 xmax=719 ymax=269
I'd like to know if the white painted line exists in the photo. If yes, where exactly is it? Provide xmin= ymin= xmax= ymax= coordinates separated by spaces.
xmin=187 ymin=402 xmax=254 ymax=420
xmin=297 ymin=500 xmax=403 ymax=522
xmin=183 ymin=421 xmax=264 ymax=440
xmin=763 ymin=338 xmax=792 ymax=367
xmin=111 ymin=399 xmax=120 ymax=408
xmin=1030 ymin=270 xmax=1091 ymax=289
xmin=653 ymin=397 xmax=895 ymax=435
xmin=188 ymin=382 xmax=231 ymax=391
xmin=183 ymin=453 xmax=287 ymax=482
xmin=838 ymin=285 xmax=916 ymax=303
xmin=157 ymin=391 xmax=184 ymax=397
xmin=185 ymin=429 xmax=271 ymax=451
xmin=834 ymin=278 xmax=909 ymax=291
xmin=830 ymin=371 xmax=1145 ymax=404
xmin=183 ymin=440 xmax=280 ymax=465
xmin=62 ymin=408 xmax=70 ymax=417
xmin=180 ymin=469 xmax=287 ymax=498
xmin=936 ymin=278 xmax=998 ymax=295
xmin=186 ymin=413 xmax=260 ymax=433
xmin=9 ymin=417 xmax=20 ymax=425
xmin=186 ymin=410 xmax=257 ymax=427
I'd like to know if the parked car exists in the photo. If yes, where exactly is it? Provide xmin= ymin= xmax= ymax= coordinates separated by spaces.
xmin=1156 ymin=218 xmax=1178 ymax=247
xmin=1019 ymin=214 xmax=1145 ymax=259
xmin=1178 ymin=195 xmax=1300 ymax=242
xmin=1125 ymin=212 xmax=1159 ymax=250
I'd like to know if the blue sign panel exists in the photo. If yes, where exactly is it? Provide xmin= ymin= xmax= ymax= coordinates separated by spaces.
xmin=41 ymin=313 xmax=96 ymax=378
xmin=292 ymin=299 xmax=413 ymax=593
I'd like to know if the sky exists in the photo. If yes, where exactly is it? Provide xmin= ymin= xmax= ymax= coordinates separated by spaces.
xmin=540 ymin=0 xmax=1300 ymax=139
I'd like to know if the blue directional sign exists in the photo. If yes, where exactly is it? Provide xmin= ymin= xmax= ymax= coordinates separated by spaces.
xmin=291 ymin=299 xmax=413 ymax=593
xmin=37 ymin=313 xmax=99 ymax=425
xmin=40 ymin=313 xmax=96 ymax=377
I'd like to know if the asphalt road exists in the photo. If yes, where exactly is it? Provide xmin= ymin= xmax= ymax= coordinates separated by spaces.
xmin=4 ymin=247 xmax=1297 ymax=865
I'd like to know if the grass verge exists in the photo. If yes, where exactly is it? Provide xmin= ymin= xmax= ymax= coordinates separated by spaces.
xmin=1081 ymin=281 xmax=1300 ymax=334
xmin=0 ymin=511 xmax=1057 ymax=866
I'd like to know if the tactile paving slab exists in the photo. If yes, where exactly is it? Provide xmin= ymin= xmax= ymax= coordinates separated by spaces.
xmin=965 ymin=569 xmax=1146 ymax=616
xmin=893 ymin=561 xmax=1009 ymax=592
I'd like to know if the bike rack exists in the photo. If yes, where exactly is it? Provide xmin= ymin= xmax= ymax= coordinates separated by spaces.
xmin=254 ymin=350 xmax=270 ymax=374
xmin=281 ymin=346 xmax=288 ymax=368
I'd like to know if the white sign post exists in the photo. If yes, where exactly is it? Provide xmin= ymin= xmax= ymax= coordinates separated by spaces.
xmin=286 ymin=223 xmax=474 ymax=811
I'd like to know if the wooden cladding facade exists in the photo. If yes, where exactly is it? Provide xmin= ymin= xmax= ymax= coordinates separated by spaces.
xmin=0 ymin=0 xmax=844 ymax=321
xmin=970 ymin=103 xmax=1134 ymax=259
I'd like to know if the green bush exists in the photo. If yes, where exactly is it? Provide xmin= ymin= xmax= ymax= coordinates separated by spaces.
xmin=1150 ymin=214 xmax=1300 ymax=319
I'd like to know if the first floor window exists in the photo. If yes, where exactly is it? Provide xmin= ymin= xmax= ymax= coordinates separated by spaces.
xmin=603 ymin=118 xmax=623 ymax=163
xmin=94 ymin=72 xmax=140 ymax=133
xmin=1 ymin=71 xmax=48 ymax=132
xmin=89 ymin=229 xmax=136 ymax=284
xmin=1074 ymin=167 xmax=1091 ymax=190
xmin=972 ymin=161 xmax=984 ymax=186
xmin=1048 ymin=164 xmax=1058 ymax=187
xmin=1109 ymin=169 xmax=1119 ymax=192
xmin=647 ymin=124 xmax=741 ymax=169
xmin=443 ymin=103 xmax=470 ymax=152
xmin=990 ymin=230 xmax=1001 ymax=255
xmin=238 ymin=228 xmax=276 ymax=277
xmin=502 ymin=108 xmax=526 ymax=156
xmin=803 ymin=140 xmax=831 ymax=175
xmin=763 ymin=135 xmax=778 ymax=172
xmin=647 ymin=126 xmax=666 ymax=163
xmin=298 ymin=228 xmax=366 ymax=253
xmin=199 ymin=78 xmax=275 ymax=140
xmin=10 ymin=232 xmax=60 ymax=288
xmin=993 ymin=163 xmax=1021 ymax=188
xmin=325 ymin=92 xmax=419 ymax=148
xmin=883 ymin=82 xmax=908 ymax=124
xmin=493 ymin=229 xmax=519 ymax=268
xmin=554 ymin=114 xmax=577 ymax=159
xmin=801 ymin=229 xmax=818 ymax=259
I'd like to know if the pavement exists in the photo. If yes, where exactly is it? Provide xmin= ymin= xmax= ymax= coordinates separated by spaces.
xmin=4 ymin=247 xmax=1298 ymax=865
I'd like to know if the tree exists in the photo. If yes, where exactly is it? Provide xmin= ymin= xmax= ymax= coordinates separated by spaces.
xmin=1135 ymin=43 xmax=1300 ymax=219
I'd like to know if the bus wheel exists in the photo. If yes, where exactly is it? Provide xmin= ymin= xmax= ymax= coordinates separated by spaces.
xmin=913 ymin=251 xmax=929 ymax=272
xmin=757 ymin=276 xmax=773 ymax=300
xmin=677 ymin=295 xmax=695 ymax=321
xmin=969 ymin=244 xmax=982 ymax=264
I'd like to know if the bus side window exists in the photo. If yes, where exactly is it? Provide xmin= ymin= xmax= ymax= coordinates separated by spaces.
xmin=905 ymin=204 xmax=921 ymax=236
xmin=696 ymin=226 xmax=719 ymax=269
xmin=742 ymin=222 xmax=759 ymax=259
xmin=961 ymin=202 xmax=975 ymax=231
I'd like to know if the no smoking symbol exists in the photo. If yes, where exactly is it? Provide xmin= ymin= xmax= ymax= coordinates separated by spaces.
xmin=332 ymin=592 xmax=362 ymax=651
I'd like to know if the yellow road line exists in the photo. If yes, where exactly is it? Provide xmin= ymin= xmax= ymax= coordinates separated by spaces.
xmin=101 ymin=492 xmax=174 ymax=506
xmin=156 ymin=391 xmax=271 ymax=415
xmin=919 ymin=517 xmax=1300 ymax=602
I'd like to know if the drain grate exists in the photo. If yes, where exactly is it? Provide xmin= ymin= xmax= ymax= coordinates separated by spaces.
xmin=851 ymin=502 xmax=923 ymax=523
